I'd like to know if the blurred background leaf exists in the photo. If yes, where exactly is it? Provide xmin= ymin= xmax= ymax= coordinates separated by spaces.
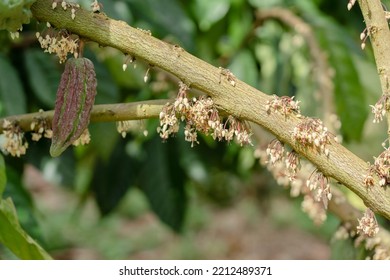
xmin=139 ymin=136 xmax=188 ymax=232
xmin=0 ymin=154 xmax=5 ymax=197
xmin=0 ymin=0 xmax=36 ymax=32
xmin=0 ymin=54 xmax=26 ymax=116
xmin=0 ymin=197 xmax=51 ymax=259
xmin=24 ymin=49 xmax=60 ymax=107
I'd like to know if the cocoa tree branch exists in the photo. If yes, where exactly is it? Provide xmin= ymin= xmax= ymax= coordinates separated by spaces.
xmin=357 ymin=0 xmax=390 ymax=136
xmin=0 ymin=99 xmax=168 ymax=133
xmin=30 ymin=0 xmax=390 ymax=219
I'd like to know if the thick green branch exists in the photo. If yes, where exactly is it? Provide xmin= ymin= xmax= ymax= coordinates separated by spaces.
xmin=30 ymin=0 xmax=390 ymax=219
xmin=0 ymin=100 xmax=167 ymax=133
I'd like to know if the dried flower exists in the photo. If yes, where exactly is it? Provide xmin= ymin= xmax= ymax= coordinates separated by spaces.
xmin=363 ymin=162 xmax=375 ymax=188
xmin=219 ymin=67 xmax=237 ymax=87
xmin=357 ymin=208 xmax=379 ymax=237
xmin=373 ymin=147 xmax=390 ymax=187
xmin=265 ymin=95 xmax=301 ymax=116
xmin=370 ymin=94 xmax=389 ymax=123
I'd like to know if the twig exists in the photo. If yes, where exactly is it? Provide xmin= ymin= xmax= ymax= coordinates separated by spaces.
xmin=0 ymin=99 xmax=169 ymax=133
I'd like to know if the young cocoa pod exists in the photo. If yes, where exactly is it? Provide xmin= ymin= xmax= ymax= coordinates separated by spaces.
xmin=50 ymin=57 xmax=97 ymax=157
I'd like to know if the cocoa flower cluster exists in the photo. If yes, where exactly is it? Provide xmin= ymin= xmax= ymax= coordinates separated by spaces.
xmin=301 ymin=194 xmax=327 ymax=225
xmin=264 ymin=139 xmax=301 ymax=181
xmin=1 ymin=115 xmax=90 ymax=158
xmin=72 ymin=129 xmax=91 ymax=147
xmin=1 ymin=120 xmax=28 ymax=157
xmin=370 ymin=94 xmax=389 ymax=124
xmin=36 ymin=30 xmax=79 ymax=63
xmin=357 ymin=208 xmax=379 ymax=238
xmin=157 ymin=82 xmax=252 ymax=147
xmin=369 ymin=146 xmax=390 ymax=187
xmin=265 ymin=95 xmax=301 ymax=117
xmin=116 ymin=120 xmax=148 ymax=138
xmin=306 ymin=170 xmax=332 ymax=209
xmin=333 ymin=223 xmax=388 ymax=259
xmin=292 ymin=118 xmax=331 ymax=156
xmin=255 ymin=146 xmax=327 ymax=225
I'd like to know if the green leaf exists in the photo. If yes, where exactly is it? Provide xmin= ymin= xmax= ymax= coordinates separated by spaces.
xmin=139 ymin=136 xmax=187 ymax=232
xmin=192 ymin=0 xmax=230 ymax=31
xmin=292 ymin=1 xmax=369 ymax=141
xmin=103 ymin=54 xmax=144 ymax=89
xmin=315 ymin=26 xmax=367 ymax=141
xmin=0 ymin=54 xmax=26 ymax=116
xmin=125 ymin=0 xmax=195 ymax=50
xmin=248 ymin=0 xmax=283 ymax=8
xmin=228 ymin=49 xmax=259 ymax=88
xmin=0 ymin=0 xmax=36 ymax=32
xmin=0 ymin=154 xmax=5 ymax=197
xmin=3 ymin=166 xmax=44 ymax=244
xmin=330 ymin=237 xmax=362 ymax=259
xmin=332 ymin=51 xmax=368 ymax=142
xmin=0 ymin=198 xmax=51 ymax=259
xmin=91 ymin=56 xmax=120 ymax=104
xmin=89 ymin=122 xmax=119 ymax=161
xmin=24 ymin=49 xmax=60 ymax=107
xmin=91 ymin=138 xmax=137 ymax=215
xmin=219 ymin=4 xmax=252 ymax=55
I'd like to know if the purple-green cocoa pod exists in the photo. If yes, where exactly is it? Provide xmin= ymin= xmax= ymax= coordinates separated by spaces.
xmin=50 ymin=57 xmax=97 ymax=157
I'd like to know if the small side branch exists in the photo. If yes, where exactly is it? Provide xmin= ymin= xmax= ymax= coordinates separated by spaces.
xmin=0 ymin=99 xmax=169 ymax=133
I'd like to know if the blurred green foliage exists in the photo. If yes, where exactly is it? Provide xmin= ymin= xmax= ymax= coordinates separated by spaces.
xmin=0 ymin=0 xmax=36 ymax=32
xmin=0 ymin=0 xmax=387 ymax=259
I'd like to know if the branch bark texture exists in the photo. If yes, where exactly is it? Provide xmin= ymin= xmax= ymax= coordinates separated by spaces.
xmin=0 ymin=100 xmax=167 ymax=133
xmin=358 ymin=0 xmax=390 ymax=134
xmin=30 ymin=0 xmax=390 ymax=219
